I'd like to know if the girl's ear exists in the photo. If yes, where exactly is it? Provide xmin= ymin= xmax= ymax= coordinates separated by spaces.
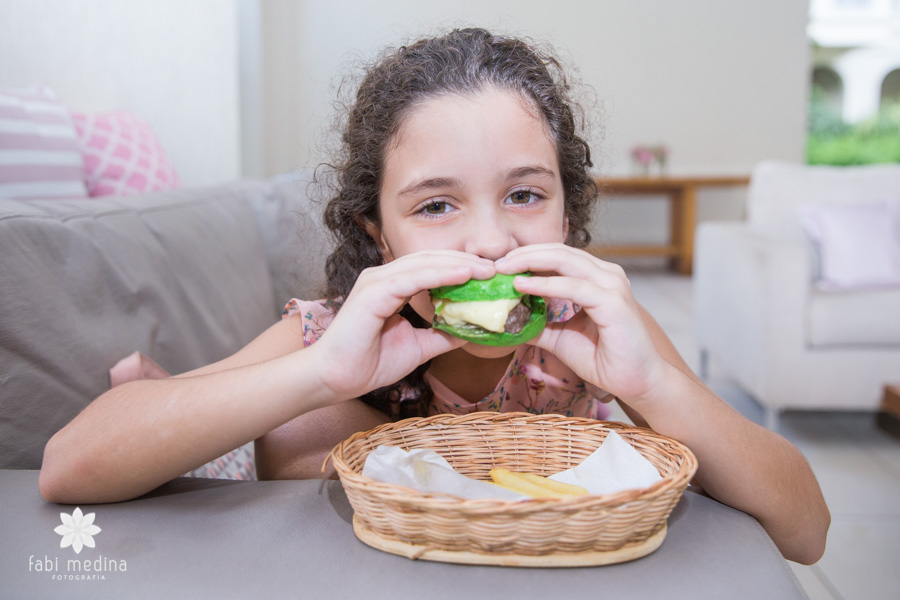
xmin=358 ymin=217 xmax=395 ymax=262
xmin=563 ymin=215 xmax=570 ymax=242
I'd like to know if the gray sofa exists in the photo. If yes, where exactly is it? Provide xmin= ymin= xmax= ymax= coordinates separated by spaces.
xmin=0 ymin=170 xmax=332 ymax=469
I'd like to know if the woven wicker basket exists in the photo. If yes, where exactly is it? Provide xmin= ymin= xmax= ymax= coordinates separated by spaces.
xmin=329 ymin=411 xmax=698 ymax=566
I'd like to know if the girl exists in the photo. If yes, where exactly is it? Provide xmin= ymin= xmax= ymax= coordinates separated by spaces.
xmin=40 ymin=28 xmax=829 ymax=564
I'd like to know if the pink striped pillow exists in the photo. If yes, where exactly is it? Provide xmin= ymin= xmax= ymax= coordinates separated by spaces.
xmin=71 ymin=110 xmax=179 ymax=197
xmin=0 ymin=86 xmax=88 ymax=200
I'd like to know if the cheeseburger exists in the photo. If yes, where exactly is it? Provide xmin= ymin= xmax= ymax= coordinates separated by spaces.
xmin=429 ymin=273 xmax=547 ymax=346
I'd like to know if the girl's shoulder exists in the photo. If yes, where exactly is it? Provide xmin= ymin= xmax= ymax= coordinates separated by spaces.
xmin=281 ymin=298 xmax=340 ymax=347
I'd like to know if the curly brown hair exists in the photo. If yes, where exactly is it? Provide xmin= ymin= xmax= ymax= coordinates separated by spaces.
xmin=319 ymin=27 xmax=599 ymax=418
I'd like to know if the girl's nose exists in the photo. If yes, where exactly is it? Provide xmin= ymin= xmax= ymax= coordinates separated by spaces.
xmin=463 ymin=213 xmax=516 ymax=261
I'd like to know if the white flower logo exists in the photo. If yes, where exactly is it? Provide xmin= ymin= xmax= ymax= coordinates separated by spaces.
xmin=54 ymin=507 xmax=101 ymax=554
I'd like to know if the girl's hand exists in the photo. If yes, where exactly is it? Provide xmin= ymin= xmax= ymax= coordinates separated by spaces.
xmin=499 ymin=246 xmax=833 ymax=565
xmin=496 ymin=244 xmax=670 ymax=404
xmin=309 ymin=250 xmax=495 ymax=402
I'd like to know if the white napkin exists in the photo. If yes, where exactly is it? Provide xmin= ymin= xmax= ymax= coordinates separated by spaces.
xmin=548 ymin=430 xmax=662 ymax=495
xmin=362 ymin=430 xmax=662 ymax=501
xmin=361 ymin=445 xmax=526 ymax=501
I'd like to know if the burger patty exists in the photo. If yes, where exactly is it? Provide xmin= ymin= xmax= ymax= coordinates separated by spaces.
xmin=504 ymin=301 xmax=532 ymax=334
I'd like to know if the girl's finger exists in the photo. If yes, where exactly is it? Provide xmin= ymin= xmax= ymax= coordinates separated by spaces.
xmin=391 ymin=248 xmax=496 ymax=272
xmin=348 ymin=252 xmax=496 ymax=304
xmin=496 ymin=244 xmax=624 ymax=283
xmin=370 ymin=251 xmax=495 ymax=285
xmin=512 ymin=274 xmax=632 ymax=316
xmin=412 ymin=328 xmax=468 ymax=362
xmin=350 ymin=265 xmax=495 ymax=320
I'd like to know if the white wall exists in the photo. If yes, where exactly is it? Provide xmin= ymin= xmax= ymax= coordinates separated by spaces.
xmin=257 ymin=0 xmax=811 ymax=250
xmin=0 ymin=0 xmax=241 ymax=188
xmin=0 ymin=1 xmax=812 ymax=250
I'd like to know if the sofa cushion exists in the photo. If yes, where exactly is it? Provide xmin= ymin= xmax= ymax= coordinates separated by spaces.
xmin=0 ymin=181 xmax=276 ymax=468
xmin=0 ymin=86 xmax=88 ymax=200
xmin=71 ymin=110 xmax=180 ymax=197
xmin=808 ymin=288 xmax=900 ymax=347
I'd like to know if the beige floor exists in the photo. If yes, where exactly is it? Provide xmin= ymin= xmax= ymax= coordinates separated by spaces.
xmin=622 ymin=269 xmax=900 ymax=600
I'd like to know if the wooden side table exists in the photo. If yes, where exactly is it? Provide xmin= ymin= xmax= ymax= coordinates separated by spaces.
xmin=877 ymin=383 xmax=900 ymax=437
xmin=883 ymin=384 xmax=900 ymax=417
xmin=589 ymin=175 xmax=750 ymax=275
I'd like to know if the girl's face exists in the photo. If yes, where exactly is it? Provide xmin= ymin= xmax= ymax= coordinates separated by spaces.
xmin=367 ymin=87 xmax=568 ymax=357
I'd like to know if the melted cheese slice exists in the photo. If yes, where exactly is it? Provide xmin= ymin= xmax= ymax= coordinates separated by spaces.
xmin=434 ymin=298 xmax=522 ymax=333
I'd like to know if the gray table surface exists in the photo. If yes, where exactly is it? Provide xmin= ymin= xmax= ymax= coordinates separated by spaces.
xmin=1 ymin=470 xmax=807 ymax=600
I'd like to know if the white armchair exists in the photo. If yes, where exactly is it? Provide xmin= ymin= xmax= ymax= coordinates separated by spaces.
xmin=693 ymin=160 xmax=900 ymax=429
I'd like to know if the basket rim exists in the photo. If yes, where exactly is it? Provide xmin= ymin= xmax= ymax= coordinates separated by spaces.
xmin=329 ymin=411 xmax=698 ymax=510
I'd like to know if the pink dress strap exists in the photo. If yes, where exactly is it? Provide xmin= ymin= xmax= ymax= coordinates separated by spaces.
xmin=281 ymin=298 xmax=339 ymax=347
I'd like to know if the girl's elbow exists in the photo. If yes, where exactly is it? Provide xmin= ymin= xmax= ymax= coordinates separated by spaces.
xmin=783 ymin=504 xmax=831 ymax=565
xmin=39 ymin=435 xmax=100 ymax=505
xmin=786 ymin=533 xmax=827 ymax=565
xmin=805 ymin=506 xmax=832 ymax=565
xmin=39 ymin=439 xmax=72 ymax=504
xmin=39 ymin=466 xmax=68 ymax=504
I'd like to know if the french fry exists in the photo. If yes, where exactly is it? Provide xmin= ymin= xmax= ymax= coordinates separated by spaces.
xmin=489 ymin=468 xmax=588 ymax=498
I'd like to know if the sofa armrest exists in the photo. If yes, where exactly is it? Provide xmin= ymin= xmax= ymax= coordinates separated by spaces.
xmin=693 ymin=222 xmax=813 ymax=396
xmin=0 ymin=182 xmax=277 ymax=468
xmin=249 ymin=171 xmax=332 ymax=313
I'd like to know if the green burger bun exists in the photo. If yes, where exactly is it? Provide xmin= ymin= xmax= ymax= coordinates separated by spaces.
xmin=429 ymin=273 xmax=547 ymax=346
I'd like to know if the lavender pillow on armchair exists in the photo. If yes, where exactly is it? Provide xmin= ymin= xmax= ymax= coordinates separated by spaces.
xmin=797 ymin=200 xmax=900 ymax=291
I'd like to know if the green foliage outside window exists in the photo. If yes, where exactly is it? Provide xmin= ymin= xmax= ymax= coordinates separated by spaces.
xmin=807 ymin=86 xmax=900 ymax=165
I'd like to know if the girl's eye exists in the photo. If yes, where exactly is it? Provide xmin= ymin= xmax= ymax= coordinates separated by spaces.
xmin=418 ymin=200 xmax=455 ymax=217
xmin=507 ymin=189 xmax=542 ymax=205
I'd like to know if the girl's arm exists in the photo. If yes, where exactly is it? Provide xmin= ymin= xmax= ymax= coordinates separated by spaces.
xmin=497 ymin=244 xmax=829 ymax=565
xmin=40 ymin=319 xmax=339 ymax=504
xmin=634 ymin=305 xmax=830 ymax=565
xmin=255 ymin=400 xmax=391 ymax=480
xmin=40 ymin=251 xmax=495 ymax=504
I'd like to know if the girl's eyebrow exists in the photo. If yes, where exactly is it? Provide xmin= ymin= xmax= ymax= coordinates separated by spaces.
xmin=397 ymin=166 xmax=556 ymax=198
xmin=397 ymin=177 xmax=460 ymax=198
xmin=505 ymin=166 xmax=557 ymax=181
